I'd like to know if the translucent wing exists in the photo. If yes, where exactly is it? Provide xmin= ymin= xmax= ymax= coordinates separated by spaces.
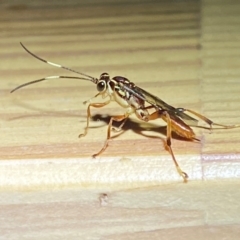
xmin=123 ymin=84 xmax=198 ymax=126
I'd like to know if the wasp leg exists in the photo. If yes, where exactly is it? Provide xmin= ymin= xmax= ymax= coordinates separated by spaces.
xmin=148 ymin=110 xmax=188 ymax=183
xmin=112 ymin=118 xmax=128 ymax=132
xmin=83 ymin=93 xmax=101 ymax=105
xmin=93 ymin=114 xmax=129 ymax=158
xmin=79 ymin=100 xmax=111 ymax=138
xmin=112 ymin=105 xmax=155 ymax=132
xmin=176 ymin=108 xmax=239 ymax=130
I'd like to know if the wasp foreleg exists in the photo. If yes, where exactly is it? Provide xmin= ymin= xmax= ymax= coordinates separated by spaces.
xmin=83 ymin=93 xmax=101 ymax=105
xmin=79 ymin=100 xmax=111 ymax=138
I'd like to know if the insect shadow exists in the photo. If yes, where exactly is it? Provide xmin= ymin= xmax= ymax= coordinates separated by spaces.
xmin=91 ymin=113 xmax=197 ymax=143
xmin=7 ymin=98 xmax=197 ymax=143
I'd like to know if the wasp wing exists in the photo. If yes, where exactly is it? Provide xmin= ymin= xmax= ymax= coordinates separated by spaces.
xmin=123 ymin=84 xmax=198 ymax=126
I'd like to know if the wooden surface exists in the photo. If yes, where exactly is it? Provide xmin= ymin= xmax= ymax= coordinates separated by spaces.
xmin=0 ymin=0 xmax=240 ymax=239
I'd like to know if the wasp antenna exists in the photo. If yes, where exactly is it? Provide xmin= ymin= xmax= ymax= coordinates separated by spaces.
xmin=10 ymin=75 xmax=93 ymax=93
xmin=20 ymin=42 xmax=97 ymax=83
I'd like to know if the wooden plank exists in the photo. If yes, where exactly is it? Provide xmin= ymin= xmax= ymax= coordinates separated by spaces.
xmin=1 ymin=0 xmax=202 ymax=183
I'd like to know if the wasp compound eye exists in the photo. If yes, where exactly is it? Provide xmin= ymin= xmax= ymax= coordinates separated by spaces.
xmin=97 ymin=80 xmax=106 ymax=92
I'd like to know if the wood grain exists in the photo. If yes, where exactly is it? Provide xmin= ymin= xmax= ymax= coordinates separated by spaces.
xmin=0 ymin=0 xmax=240 ymax=239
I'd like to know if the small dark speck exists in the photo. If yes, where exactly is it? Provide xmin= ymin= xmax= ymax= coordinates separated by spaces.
xmin=196 ymin=43 xmax=202 ymax=50
xmin=99 ymin=193 xmax=108 ymax=206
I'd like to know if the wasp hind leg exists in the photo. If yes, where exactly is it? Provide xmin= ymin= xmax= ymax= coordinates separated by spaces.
xmin=176 ymin=108 xmax=239 ymax=130
xmin=148 ymin=110 xmax=188 ymax=183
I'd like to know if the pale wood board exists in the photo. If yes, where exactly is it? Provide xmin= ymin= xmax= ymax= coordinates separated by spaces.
xmin=0 ymin=0 xmax=240 ymax=239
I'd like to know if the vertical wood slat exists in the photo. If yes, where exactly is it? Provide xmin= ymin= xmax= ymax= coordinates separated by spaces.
xmin=201 ymin=0 xmax=240 ymax=180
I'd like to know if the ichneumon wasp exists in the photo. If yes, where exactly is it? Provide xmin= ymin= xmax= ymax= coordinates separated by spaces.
xmin=11 ymin=43 xmax=239 ymax=182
